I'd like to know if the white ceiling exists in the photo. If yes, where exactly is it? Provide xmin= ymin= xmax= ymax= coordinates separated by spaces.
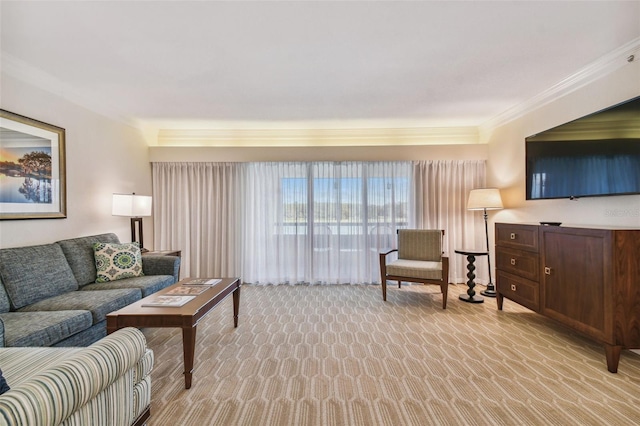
xmin=1 ymin=1 xmax=639 ymax=133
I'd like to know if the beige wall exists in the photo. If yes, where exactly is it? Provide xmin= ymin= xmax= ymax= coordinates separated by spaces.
xmin=486 ymin=60 xmax=640 ymax=228
xmin=0 ymin=74 xmax=153 ymax=248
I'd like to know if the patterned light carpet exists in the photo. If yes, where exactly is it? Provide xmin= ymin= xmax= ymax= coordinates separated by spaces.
xmin=142 ymin=283 xmax=640 ymax=426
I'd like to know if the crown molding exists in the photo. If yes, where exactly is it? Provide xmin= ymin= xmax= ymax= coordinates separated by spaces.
xmin=149 ymin=144 xmax=489 ymax=163
xmin=479 ymin=37 xmax=640 ymax=140
xmin=157 ymin=126 xmax=480 ymax=147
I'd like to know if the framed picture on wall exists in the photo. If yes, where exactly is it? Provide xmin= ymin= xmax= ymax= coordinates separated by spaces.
xmin=0 ymin=110 xmax=67 ymax=220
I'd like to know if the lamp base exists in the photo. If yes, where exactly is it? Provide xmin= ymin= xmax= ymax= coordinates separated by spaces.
xmin=130 ymin=217 xmax=146 ymax=251
xmin=481 ymin=283 xmax=497 ymax=298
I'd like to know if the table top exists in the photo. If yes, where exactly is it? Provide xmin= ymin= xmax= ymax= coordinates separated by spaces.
xmin=107 ymin=277 xmax=240 ymax=320
xmin=454 ymin=249 xmax=489 ymax=256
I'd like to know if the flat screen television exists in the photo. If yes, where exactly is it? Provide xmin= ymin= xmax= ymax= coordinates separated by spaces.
xmin=525 ymin=96 xmax=640 ymax=200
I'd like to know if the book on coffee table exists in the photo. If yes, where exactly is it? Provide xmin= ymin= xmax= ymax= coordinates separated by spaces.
xmin=182 ymin=278 xmax=222 ymax=286
xmin=166 ymin=286 xmax=209 ymax=296
xmin=141 ymin=295 xmax=195 ymax=307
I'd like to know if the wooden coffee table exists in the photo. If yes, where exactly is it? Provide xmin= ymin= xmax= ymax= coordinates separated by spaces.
xmin=107 ymin=277 xmax=241 ymax=389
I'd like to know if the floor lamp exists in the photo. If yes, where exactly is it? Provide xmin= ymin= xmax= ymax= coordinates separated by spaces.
xmin=112 ymin=193 xmax=152 ymax=252
xmin=467 ymin=188 xmax=503 ymax=297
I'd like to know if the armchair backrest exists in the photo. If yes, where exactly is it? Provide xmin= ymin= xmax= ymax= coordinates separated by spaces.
xmin=397 ymin=229 xmax=443 ymax=262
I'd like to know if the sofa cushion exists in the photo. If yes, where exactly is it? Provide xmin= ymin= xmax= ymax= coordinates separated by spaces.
xmin=93 ymin=242 xmax=144 ymax=283
xmin=386 ymin=259 xmax=443 ymax=280
xmin=52 ymin=321 xmax=106 ymax=347
xmin=397 ymin=229 xmax=443 ymax=261
xmin=57 ymin=233 xmax=120 ymax=286
xmin=18 ymin=289 xmax=140 ymax=324
xmin=82 ymin=275 xmax=175 ymax=297
xmin=0 ymin=311 xmax=93 ymax=347
xmin=0 ymin=280 xmax=10 ymax=314
xmin=0 ymin=243 xmax=78 ymax=310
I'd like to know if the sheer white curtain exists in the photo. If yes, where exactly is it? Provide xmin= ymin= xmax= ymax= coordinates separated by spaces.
xmin=242 ymin=161 xmax=411 ymax=284
xmin=151 ymin=160 xmax=485 ymax=285
xmin=411 ymin=160 xmax=486 ymax=284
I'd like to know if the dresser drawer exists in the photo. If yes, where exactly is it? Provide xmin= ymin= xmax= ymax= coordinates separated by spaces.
xmin=497 ymin=271 xmax=540 ymax=312
xmin=496 ymin=223 xmax=539 ymax=252
xmin=496 ymin=247 xmax=539 ymax=281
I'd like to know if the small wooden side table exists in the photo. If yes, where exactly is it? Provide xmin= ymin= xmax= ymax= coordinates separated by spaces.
xmin=455 ymin=249 xmax=488 ymax=304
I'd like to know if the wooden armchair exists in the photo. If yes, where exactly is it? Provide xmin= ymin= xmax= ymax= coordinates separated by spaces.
xmin=379 ymin=229 xmax=450 ymax=309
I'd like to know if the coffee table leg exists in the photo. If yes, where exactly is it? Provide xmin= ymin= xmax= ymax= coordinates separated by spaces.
xmin=182 ymin=325 xmax=197 ymax=389
xmin=233 ymin=286 xmax=240 ymax=328
xmin=106 ymin=317 xmax=118 ymax=335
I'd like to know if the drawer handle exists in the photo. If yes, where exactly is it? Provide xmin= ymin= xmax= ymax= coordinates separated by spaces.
xmin=544 ymin=267 xmax=552 ymax=275
xmin=510 ymin=284 xmax=517 ymax=291
xmin=510 ymin=258 xmax=516 ymax=265
xmin=510 ymin=233 xmax=517 ymax=240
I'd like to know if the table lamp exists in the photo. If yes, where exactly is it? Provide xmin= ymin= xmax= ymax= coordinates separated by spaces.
xmin=467 ymin=188 xmax=503 ymax=297
xmin=112 ymin=193 xmax=152 ymax=252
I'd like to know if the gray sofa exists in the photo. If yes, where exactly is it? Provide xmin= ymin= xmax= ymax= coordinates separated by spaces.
xmin=0 ymin=233 xmax=180 ymax=348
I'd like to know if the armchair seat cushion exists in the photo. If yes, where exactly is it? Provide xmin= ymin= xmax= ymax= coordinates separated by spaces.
xmin=386 ymin=259 xmax=443 ymax=280
xmin=0 ymin=310 xmax=93 ymax=347
xmin=18 ymin=289 xmax=140 ymax=324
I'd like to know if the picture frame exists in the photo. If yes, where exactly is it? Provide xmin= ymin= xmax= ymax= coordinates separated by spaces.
xmin=0 ymin=110 xmax=67 ymax=220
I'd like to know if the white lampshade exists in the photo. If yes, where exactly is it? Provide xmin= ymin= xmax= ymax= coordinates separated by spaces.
xmin=112 ymin=193 xmax=152 ymax=217
xmin=467 ymin=188 xmax=503 ymax=210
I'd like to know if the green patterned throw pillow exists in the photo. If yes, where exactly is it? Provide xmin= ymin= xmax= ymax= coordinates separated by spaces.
xmin=93 ymin=242 xmax=144 ymax=282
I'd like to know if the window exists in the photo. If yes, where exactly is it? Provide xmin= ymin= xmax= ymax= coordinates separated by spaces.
xmin=261 ymin=162 xmax=411 ymax=283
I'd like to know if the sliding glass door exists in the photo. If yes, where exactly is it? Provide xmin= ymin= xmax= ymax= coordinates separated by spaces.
xmin=244 ymin=161 xmax=411 ymax=284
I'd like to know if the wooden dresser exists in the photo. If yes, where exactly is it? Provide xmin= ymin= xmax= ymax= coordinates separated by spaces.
xmin=495 ymin=222 xmax=640 ymax=373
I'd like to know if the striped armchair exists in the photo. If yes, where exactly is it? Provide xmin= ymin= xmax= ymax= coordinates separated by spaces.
xmin=379 ymin=229 xmax=450 ymax=309
xmin=0 ymin=327 xmax=153 ymax=426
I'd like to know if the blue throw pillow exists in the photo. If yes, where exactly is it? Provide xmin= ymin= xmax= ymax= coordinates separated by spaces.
xmin=0 ymin=368 xmax=10 ymax=394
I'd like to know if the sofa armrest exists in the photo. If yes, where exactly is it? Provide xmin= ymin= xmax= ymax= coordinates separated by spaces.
xmin=142 ymin=255 xmax=181 ymax=283
xmin=0 ymin=318 xmax=4 ymax=348
xmin=0 ymin=327 xmax=148 ymax=426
